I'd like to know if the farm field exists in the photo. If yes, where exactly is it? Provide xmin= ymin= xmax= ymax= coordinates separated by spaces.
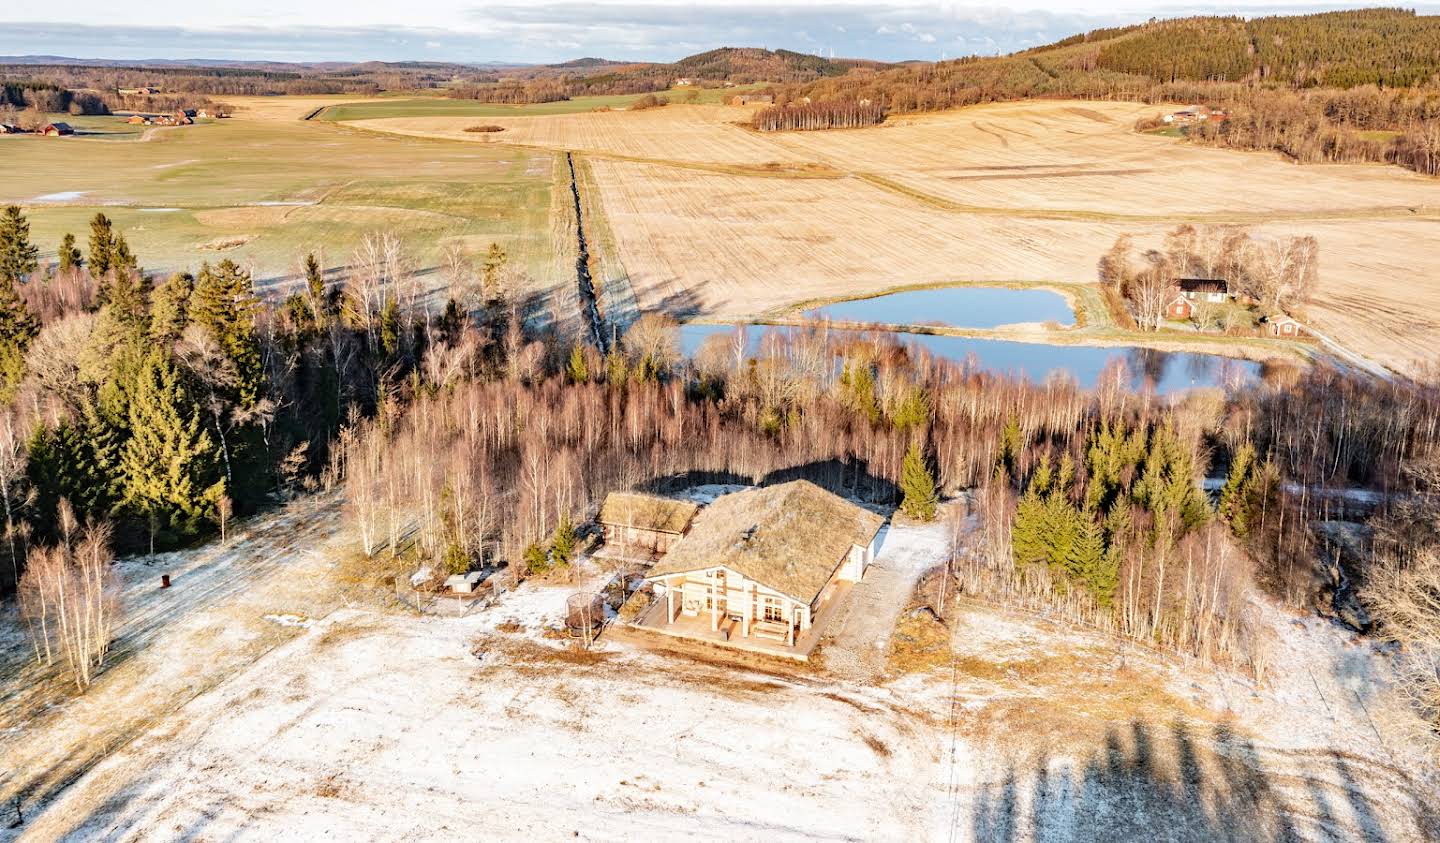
xmin=1 ymin=96 xmax=570 ymax=294
xmin=350 ymin=99 xmax=1440 ymax=374
xmin=316 ymin=86 xmax=752 ymax=122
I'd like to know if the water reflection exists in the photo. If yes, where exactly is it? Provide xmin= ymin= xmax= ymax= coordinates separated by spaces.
xmin=681 ymin=324 xmax=1259 ymax=394
xmin=801 ymin=286 xmax=1075 ymax=329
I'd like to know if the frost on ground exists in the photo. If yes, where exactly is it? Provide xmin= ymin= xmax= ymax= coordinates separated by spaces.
xmin=0 ymin=495 xmax=1436 ymax=842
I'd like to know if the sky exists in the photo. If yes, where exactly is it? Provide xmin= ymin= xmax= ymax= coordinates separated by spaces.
xmin=3 ymin=2 xmax=1435 ymax=64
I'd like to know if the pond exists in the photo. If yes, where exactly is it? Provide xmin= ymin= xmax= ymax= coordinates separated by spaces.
xmin=801 ymin=286 xmax=1075 ymax=329
xmin=680 ymin=324 xmax=1260 ymax=394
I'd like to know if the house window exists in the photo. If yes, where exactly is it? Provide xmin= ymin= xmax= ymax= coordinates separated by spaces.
xmin=763 ymin=598 xmax=784 ymax=623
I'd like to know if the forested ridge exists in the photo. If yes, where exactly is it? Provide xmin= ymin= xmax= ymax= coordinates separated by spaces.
xmin=765 ymin=9 xmax=1440 ymax=175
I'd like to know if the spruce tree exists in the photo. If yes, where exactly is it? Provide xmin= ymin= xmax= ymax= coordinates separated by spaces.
xmin=0 ymin=261 xmax=38 ymax=401
xmin=566 ymin=342 xmax=590 ymax=383
xmin=900 ymin=440 xmax=938 ymax=521
xmin=551 ymin=516 xmax=577 ymax=567
xmin=111 ymin=234 xmax=138 ymax=274
xmin=119 ymin=349 xmax=224 ymax=542
xmin=1012 ymin=481 xmax=1049 ymax=573
xmin=149 ymin=272 xmax=193 ymax=344
xmin=88 ymin=212 xmax=115 ymax=279
xmin=481 ymin=242 xmax=507 ymax=299
xmin=0 ymin=205 xmax=38 ymax=284
xmin=190 ymin=260 xmax=263 ymax=406
xmin=58 ymin=232 xmax=82 ymax=272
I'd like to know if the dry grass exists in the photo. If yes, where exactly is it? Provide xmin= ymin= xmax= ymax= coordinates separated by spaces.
xmin=887 ymin=608 xmax=953 ymax=675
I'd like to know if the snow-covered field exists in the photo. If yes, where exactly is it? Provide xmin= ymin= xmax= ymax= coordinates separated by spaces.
xmin=1 ymin=496 xmax=1435 ymax=841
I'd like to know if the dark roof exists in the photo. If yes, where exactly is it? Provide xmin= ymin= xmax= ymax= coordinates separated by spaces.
xmin=44 ymin=122 xmax=74 ymax=132
xmin=1178 ymin=277 xmax=1228 ymax=294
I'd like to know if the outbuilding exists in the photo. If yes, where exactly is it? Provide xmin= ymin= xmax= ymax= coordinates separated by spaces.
xmin=598 ymin=492 xmax=699 ymax=558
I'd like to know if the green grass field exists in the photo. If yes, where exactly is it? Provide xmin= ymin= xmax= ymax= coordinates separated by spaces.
xmin=316 ymin=85 xmax=755 ymax=122
xmin=2 ymin=106 xmax=566 ymax=291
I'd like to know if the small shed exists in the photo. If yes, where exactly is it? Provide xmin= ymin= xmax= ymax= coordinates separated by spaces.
xmin=42 ymin=122 xmax=74 ymax=136
xmin=1264 ymin=315 xmax=1304 ymax=337
xmin=598 ymin=492 xmax=698 ymax=556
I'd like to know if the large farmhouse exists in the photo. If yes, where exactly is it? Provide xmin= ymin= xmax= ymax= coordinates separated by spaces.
xmin=638 ymin=481 xmax=884 ymax=656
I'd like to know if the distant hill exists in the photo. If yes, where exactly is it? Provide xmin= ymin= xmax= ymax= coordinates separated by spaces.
xmin=769 ymin=8 xmax=1440 ymax=176
xmin=786 ymin=7 xmax=1440 ymax=109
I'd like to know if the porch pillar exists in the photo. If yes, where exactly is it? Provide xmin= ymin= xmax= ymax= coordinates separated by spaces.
xmin=710 ymin=579 xmax=718 ymax=631
xmin=786 ymin=599 xmax=795 ymax=647
xmin=741 ymin=584 xmax=751 ymax=637
xmin=666 ymin=579 xmax=675 ymax=624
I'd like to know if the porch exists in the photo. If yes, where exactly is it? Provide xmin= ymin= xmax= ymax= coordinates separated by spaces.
xmin=631 ymin=579 xmax=852 ymax=660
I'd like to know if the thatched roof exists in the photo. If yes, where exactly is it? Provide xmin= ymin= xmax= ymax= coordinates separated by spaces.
xmin=646 ymin=481 xmax=885 ymax=603
xmin=599 ymin=492 xmax=698 ymax=535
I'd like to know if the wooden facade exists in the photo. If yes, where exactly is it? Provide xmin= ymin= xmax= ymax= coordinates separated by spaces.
xmin=640 ymin=481 xmax=884 ymax=653
xmin=646 ymin=537 xmax=875 ymax=647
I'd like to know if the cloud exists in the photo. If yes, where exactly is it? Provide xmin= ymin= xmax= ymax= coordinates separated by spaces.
xmin=10 ymin=3 xmax=1437 ymax=64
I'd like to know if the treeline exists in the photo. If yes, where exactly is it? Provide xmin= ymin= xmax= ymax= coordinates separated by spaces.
xmin=0 ymin=62 xmax=444 ymax=98
xmin=776 ymin=9 xmax=1440 ymax=176
xmin=448 ymin=78 xmax=572 ymax=104
xmin=751 ymin=99 xmax=886 ymax=131
xmin=0 ymin=205 xmax=532 ymax=590
xmin=0 ymin=81 xmax=110 ymax=115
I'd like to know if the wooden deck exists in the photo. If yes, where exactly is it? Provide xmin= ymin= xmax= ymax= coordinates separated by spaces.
xmin=629 ymin=581 xmax=853 ymax=661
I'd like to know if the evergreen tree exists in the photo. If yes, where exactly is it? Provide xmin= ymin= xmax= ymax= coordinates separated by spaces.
xmin=103 ymin=268 xmax=149 ymax=338
xmin=551 ymin=516 xmax=577 ymax=567
xmin=88 ymin=212 xmax=116 ymax=279
xmin=118 ymin=349 xmax=224 ymax=543
xmin=900 ymin=440 xmax=938 ymax=521
xmin=26 ymin=413 xmax=119 ymax=535
xmin=481 ymin=242 xmax=507 ymax=299
xmin=57 ymin=232 xmax=82 ymax=272
xmin=1219 ymin=442 xmax=1259 ymax=537
xmin=604 ymin=345 xmax=628 ymax=386
xmin=566 ymin=342 xmax=590 ymax=383
xmin=438 ymin=297 xmax=465 ymax=343
xmin=190 ymin=260 xmax=263 ymax=406
xmin=110 ymin=234 xmax=138 ymax=276
xmin=889 ymin=386 xmax=929 ymax=431
xmin=149 ymin=272 xmax=193 ymax=344
xmin=840 ymin=359 xmax=881 ymax=426
xmin=0 ymin=205 xmax=38 ymax=284
xmin=0 ymin=261 xmax=38 ymax=401
xmin=1012 ymin=479 xmax=1049 ymax=573
xmin=379 ymin=298 xmax=401 ymax=358
xmin=523 ymin=541 xmax=550 ymax=576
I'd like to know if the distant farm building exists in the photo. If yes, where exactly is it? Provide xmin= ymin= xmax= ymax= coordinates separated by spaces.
xmin=1163 ymin=105 xmax=1226 ymax=125
xmin=674 ymin=77 xmax=693 ymax=86
xmin=729 ymin=94 xmax=775 ymax=106
xmin=0 ymin=124 xmax=22 ymax=135
xmin=118 ymin=86 xmax=161 ymax=96
xmin=1166 ymin=294 xmax=1195 ymax=320
xmin=1177 ymin=277 xmax=1230 ymax=303
xmin=41 ymin=123 xmax=74 ymax=136
xmin=637 ymin=480 xmax=884 ymax=656
xmin=598 ymin=492 xmax=699 ymax=558
xmin=1264 ymin=315 xmax=1305 ymax=337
